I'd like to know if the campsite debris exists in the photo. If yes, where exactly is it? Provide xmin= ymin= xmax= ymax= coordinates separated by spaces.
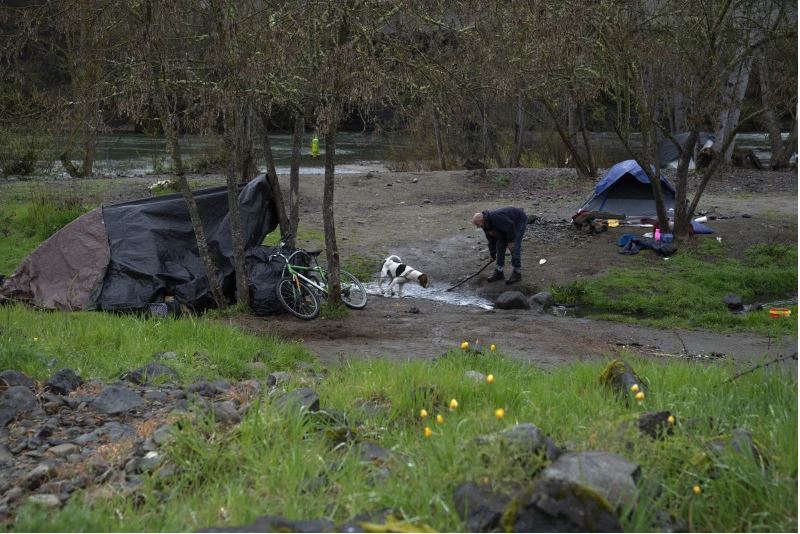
xmin=599 ymin=359 xmax=648 ymax=399
xmin=538 ymin=258 xmax=547 ymax=265
xmin=723 ymin=294 xmax=744 ymax=311
xmin=486 ymin=374 xmax=495 ymax=384
xmin=495 ymin=291 xmax=530 ymax=310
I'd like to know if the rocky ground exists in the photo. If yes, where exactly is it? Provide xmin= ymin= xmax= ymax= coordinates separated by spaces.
xmin=1 ymin=359 xmax=771 ymax=531
xmin=0 ymin=361 xmax=320 ymax=525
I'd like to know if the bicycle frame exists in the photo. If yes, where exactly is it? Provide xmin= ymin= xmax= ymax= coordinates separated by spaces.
xmin=276 ymin=249 xmax=331 ymax=296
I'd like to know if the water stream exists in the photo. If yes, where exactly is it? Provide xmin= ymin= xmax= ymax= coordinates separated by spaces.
xmin=363 ymin=281 xmax=494 ymax=309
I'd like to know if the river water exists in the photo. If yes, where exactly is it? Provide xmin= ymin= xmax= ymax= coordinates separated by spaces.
xmin=90 ymin=131 xmax=395 ymax=176
xmin=78 ymin=131 xmax=785 ymax=176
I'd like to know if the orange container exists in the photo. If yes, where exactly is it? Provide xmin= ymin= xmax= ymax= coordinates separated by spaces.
xmin=769 ymin=307 xmax=791 ymax=317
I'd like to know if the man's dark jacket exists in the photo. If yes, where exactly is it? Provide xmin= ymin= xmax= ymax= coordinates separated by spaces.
xmin=481 ymin=206 xmax=527 ymax=258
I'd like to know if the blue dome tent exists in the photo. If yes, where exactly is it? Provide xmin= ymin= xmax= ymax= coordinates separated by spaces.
xmin=574 ymin=160 xmax=677 ymax=221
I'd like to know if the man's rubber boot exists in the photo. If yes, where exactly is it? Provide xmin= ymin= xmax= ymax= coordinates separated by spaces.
xmin=506 ymin=271 xmax=522 ymax=285
xmin=487 ymin=270 xmax=505 ymax=283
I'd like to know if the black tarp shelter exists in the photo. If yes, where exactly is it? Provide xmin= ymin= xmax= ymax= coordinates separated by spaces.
xmin=1 ymin=175 xmax=283 ymax=314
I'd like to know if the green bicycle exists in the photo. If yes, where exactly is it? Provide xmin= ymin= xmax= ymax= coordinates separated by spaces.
xmin=269 ymin=240 xmax=368 ymax=320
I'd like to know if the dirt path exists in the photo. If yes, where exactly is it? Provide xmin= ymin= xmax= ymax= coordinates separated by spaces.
xmin=229 ymin=166 xmax=797 ymax=371
xmin=235 ymin=296 xmax=796 ymax=372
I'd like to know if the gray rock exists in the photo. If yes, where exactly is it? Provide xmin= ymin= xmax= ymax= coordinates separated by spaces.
xmin=540 ymin=451 xmax=640 ymax=511
xmin=464 ymin=370 xmax=487 ymax=382
xmin=475 ymin=423 xmax=561 ymax=462
xmin=356 ymin=441 xmax=392 ymax=465
xmin=144 ymin=390 xmax=169 ymax=403
xmin=495 ymin=291 xmax=530 ymax=310
xmin=267 ymin=371 xmax=292 ymax=387
xmin=529 ymin=291 xmax=555 ymax=313
xmin=152 ymin=424 xmax=176 ymax=446
xmin=27 ymin=493 xmax=61 ymax=508
xmin=708 ymin=427 xmax=765 ymax=463
xmin=453 ymin=482 xmax=510 ymax=532
xmin=138 ymin=451 xmax=162 ymax=473
xmin=4 ymin=486 xmax=24 ymax=502
xmin=275 ymin=388 xmax=320 ymax=414
xmin=0 ymin=442 xmax=13 ymax=464
xmin=211 ymin=401 xmax=242 ymax=425
xmin=511 ymin=477 xmax=622 ymax=532
xmin=246 ymin=361 xmax=267 ymax=375
xmin=153 ymin=351 xmax=178 ymax=361
xmin=638 ymin=411 xmax=674 ymax=439
xmin=75 ymin=421 xmax=136 ymax=446
xmin=199 ymin=515 xmax=335 ymax=532
xmin=91 ymin=387 xmax=145 ymax=415
xmin=24 ymin=463 xmax=53 ymax=489
xmin=0 ymin=385 xmax=43 ymax=427
xmin=723 ymin=293 xmax=743 ymax=311
xmin=47 ymin=443 xmax=79 ymax=458
xmin=45 ymin=369 xmax=83 ymax=395
xmin=123 ymin=363 xmax=180 ymax=386
xmin=352 ymin=398 xmax=388 ymax=418
xmin=188 ymin=380 xmax=232 ymax=397
xmin=0 ymin=370 xmax=35 ymax=390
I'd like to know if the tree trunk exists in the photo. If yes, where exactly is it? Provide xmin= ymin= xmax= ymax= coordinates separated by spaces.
xmin=715 ymin=55 xmax=754 ymax=163
xmin=673 ymin=130 xmax=698 ymax=238
xmin=777 ymin=118 xmax=797 ymax=168
xmin=161 ymin=96 xmax=227 ymax=311
xmin=542 ymin=99 xmax=591 ymax=178
xmin=239 ymin=105 xmax=257 ymax=183
xmin=289 ymin=112 xmax=304 ymax=246
xmin=672 ymin=88 xmax=686 ymax=133
xmin=509 ymin=93 xmax=525 ymax=168
xmin=259 ymin=112 xmax=290 ymax=241
xmin=432 ymin=107 xmax=446 ymax=170
xmin=757 ymin=51 xmax=785 ymax=168
xmin=224 ymin=112 xmax=250 ymax=309
xmin=577 ymin=102 xmax=596 ymax=177
xmin=323 ymin=123 xmax=341 ymax=304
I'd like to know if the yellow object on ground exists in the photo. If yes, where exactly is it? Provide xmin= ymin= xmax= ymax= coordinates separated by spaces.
xmin=608 ymin=219 xmax=620 ymax=228
xmin=311 ymin=137 xmax=320 ymax=157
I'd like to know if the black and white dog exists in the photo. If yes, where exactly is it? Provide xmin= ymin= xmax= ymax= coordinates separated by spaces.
xmin=378 ymin=255 xmax=429 ymax=297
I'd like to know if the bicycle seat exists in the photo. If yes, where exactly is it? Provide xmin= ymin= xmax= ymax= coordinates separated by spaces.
xmin=304 ymin=249 xmax=323 ymax=256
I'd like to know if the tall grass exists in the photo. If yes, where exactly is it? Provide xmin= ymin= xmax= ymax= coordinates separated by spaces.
xmin=7 ymin=342 xmax=797 ymax=532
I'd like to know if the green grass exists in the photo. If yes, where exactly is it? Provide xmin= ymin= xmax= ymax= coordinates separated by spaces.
xmin=7 ymin=345 xmax=797 ymax=532
xmin=552 ymin=242 xmax=798 ymax=336
xmin=0 ymin=183 xmax=94 ymax=273
xmin=0 ymin=304 xmax=314 ymax=382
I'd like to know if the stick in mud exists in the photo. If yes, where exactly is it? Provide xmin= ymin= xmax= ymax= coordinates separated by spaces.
xmin=445 ymin=259 xmax=495 ymax=292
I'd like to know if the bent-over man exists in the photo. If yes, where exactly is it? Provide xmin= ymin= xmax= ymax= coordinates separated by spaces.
xmin=471 ymin=206 xmax=528 ymax=284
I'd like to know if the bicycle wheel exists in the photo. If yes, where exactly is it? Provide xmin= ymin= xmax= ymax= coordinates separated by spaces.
xmin=276 ymin=277 xmax=320 ymax=320
xmin=339 ymin=270 xmax=368 ymax=309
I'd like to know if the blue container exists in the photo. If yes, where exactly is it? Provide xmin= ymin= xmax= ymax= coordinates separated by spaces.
xmin=661 ymin=233 xmax=674 ymax=243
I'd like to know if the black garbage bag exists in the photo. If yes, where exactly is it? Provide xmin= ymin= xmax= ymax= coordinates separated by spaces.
xmin=247 ymin=246 xmax=310 ymax=316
